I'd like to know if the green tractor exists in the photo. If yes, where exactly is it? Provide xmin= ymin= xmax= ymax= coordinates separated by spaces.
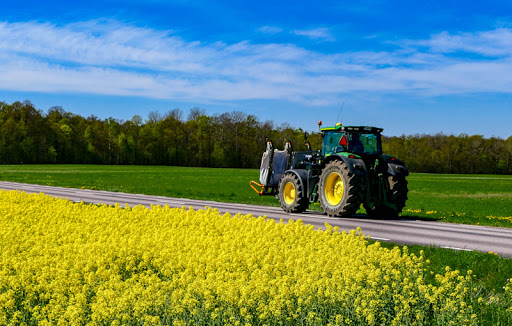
xmin=250 ymin=122 xmax=409 ymax=217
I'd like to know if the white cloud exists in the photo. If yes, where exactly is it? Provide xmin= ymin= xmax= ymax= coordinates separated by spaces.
xmin=0 ymin=20 xmax=512 ymax=105
xmin=292 ymin=27 xmax=335 ymax=42
xmin=258 ymin=26 xmax=283 ymax=35
xmin=0 ymin=20 xmax=214 ymax=73
xmin=405 ymin=28 xmax=512 ymax=57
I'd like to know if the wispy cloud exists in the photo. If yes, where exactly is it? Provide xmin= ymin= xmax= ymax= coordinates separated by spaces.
xmin=292 ymin=27 xmax=335 ymax=42
xmin=0 ymin=20 xmax=213 ymax=73
xmin=0 ymin=20 xmax=512 ymax=105
xmin=404 ymin=28 xmax=512 ymax=57
xmin=258 ymin=25 xmax=283 ymax=35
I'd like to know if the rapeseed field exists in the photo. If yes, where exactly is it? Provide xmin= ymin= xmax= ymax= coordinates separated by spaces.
xmin=0 ymin=190 xmax=510 ymax=325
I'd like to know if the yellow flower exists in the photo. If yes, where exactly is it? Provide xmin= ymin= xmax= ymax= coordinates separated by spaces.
xmin=0 ymin=190 xmax=485 ymax=325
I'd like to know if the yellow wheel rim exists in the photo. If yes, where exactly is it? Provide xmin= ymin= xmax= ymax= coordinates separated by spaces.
xmin=325 ymin=172 xmax=344 ymax=206
xmin=283 ymin=182 xmax=296 ymax=205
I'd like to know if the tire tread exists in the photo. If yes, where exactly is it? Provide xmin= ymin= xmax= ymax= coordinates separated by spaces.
xmin=278 ymin=173 xmax=309 ymax=213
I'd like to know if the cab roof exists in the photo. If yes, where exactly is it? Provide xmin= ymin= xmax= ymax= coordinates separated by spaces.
xmin=321 ymin=124 xmax=383 ymax=133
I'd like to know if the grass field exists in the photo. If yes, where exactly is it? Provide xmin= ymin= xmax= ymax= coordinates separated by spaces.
xmin=405 ymin=174 xmax=512 ymax=227
xmin=0 ymin=164 xmax=511 ymax=228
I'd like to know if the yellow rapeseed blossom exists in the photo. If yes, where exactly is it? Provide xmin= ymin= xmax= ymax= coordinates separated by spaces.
xmin=0 ymin=190 xmax=482 ymax=325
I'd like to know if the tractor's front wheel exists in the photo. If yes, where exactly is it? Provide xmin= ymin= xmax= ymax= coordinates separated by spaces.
xmin=365 ymin=175 xmax=408 ymax=218
xmin=318 ymin=161 xmax=364 ymax=217
xmin=278 ymin=173 xmax=309 ymax=213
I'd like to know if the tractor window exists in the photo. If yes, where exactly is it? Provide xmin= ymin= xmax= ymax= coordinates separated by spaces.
xmin=348 ymin=133 xmax=381 ymax=155
xmin=322 ymin=132 xmax=345 ymax=156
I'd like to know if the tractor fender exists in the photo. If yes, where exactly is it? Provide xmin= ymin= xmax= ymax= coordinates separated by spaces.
xmin=387 ymin=163 xmax=409 ymax=177
xmin=323 ymin=155 xmax=367 ymax=176
xmin=283 ymin=169 xmax=318 ymax=198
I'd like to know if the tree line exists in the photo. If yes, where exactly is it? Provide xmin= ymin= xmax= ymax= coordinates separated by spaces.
xmin=1 ymin=100 xmax=511 ymax=174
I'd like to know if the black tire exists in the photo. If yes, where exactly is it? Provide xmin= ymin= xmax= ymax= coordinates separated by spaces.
xmin=318 ymin=161 xmax=364 ymax=217
xmin=278 ymin=173 xmax=309 ymax=213
xmin=365 ymin=175 xmax=408 ymax=218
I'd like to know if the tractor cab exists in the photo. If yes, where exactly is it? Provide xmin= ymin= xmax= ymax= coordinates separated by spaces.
xmin=321 ymin=124 xmax=383 ymax=157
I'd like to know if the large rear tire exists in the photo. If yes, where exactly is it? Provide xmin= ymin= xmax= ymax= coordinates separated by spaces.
xmin=365 ymin=175 xmax=408 ymax=218
xmin=278 ymin=173 xmax=309 ymax=213
xmin=318 ymin=161 xmax=364 ymax=217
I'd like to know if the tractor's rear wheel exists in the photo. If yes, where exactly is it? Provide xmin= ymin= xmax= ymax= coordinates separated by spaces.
xmin=365 ymin=175 xmax=408 ymax=218
xmin=278 ymin=173 xmax=309 ymax=213
xmin=318 ymin=161 xmax=364 ymax=217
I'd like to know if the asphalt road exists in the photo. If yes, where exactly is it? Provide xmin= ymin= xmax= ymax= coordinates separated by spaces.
xmin=1 ymin=181 xmax=512 ymax=258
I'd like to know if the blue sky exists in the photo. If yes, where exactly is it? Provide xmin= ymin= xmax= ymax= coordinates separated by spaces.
xmin=1 ymin=0 xmax=512 ymax=137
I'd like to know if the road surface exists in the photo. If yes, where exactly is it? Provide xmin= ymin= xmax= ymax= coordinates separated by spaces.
xmin=1 ymin=181 xmax=511 ymax=257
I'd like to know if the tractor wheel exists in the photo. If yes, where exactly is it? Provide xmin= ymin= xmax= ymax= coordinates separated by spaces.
xmin=318 ymin=160 xmax=364 ymax=217
xmin=365 ymin=175 xmax=408 ymax=218
xmin=278 ymin=173 xmax=309 ymax=213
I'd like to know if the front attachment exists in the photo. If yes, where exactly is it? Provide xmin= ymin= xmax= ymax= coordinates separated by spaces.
xmin=250 ymin=180 xmax=265 ymax=195
xmin=250 ymin=139 xmax=291 ymax=196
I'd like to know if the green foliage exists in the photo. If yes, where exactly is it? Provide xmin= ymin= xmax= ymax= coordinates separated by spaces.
xmin=1 ymin=101 xmax=511 ymax=174
xmin=383 ymin=133 xmax=512 ymax=174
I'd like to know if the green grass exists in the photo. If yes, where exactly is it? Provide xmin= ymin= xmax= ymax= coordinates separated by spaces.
xmin=1 ymin=164 xmax=511 ymax=227
xmin=0 ymin=164 xmax=277 ymax=205
xmin=403 ymin=173 xmax=512 ymax=227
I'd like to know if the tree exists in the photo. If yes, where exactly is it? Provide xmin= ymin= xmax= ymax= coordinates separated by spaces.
xmin=0 ymin=100 xmax=510 ymax=174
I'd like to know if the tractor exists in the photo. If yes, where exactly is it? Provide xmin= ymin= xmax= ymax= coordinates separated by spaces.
xmin=250 ymin=122 xmax=409 ymax=217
